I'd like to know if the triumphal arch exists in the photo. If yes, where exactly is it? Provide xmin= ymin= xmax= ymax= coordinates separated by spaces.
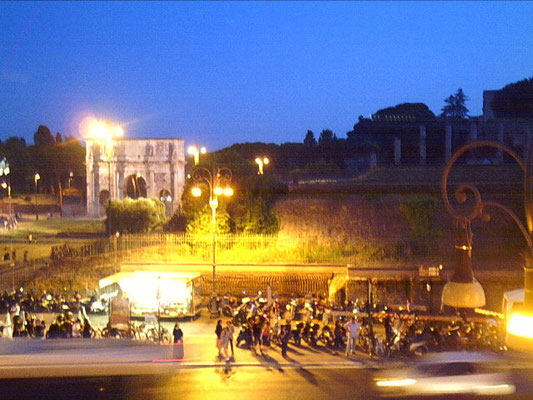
xmin=86 ymin=138 xmax=185 ymax=217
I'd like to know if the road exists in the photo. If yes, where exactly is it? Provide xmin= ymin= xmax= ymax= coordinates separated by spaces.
xmin=3 ymin=365 xmax=533 ymax=400
xmin=2 ymin=314 xmax=533 ymax=400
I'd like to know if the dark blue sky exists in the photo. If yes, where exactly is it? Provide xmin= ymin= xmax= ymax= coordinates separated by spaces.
xmin=1 ymin=2 xmax=532 ymax=150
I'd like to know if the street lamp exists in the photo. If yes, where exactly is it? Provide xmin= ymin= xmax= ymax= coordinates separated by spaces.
xmin=34 ymin=173 xmax=40 ymax=193
xmin=190 ymin=165 xmax=233 ymax=294
xmin=255 ymin=157 xmax=270 ymax=175
xmin=0 ymin=158 xmax=11 ymax=218
xmin=188 ymin=145 xmax=206 ymax=166
xmin=441 ymin=140 xmax=533 ymax=348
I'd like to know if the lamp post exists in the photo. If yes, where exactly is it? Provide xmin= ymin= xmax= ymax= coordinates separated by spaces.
xmin=34 ymin=173 xmax=40 ymax=193
xmin=441 ymin=140 xmax=533 ymax=348
xmin=188 ymin=145 xmax=206 ymax=166
xmin=190 ymin=165 xmax=233 ymax=294
xmin=255 ymin=157 xmax=269 ymax=175
xmin=0 ymin=158 xmax=11 ymax=218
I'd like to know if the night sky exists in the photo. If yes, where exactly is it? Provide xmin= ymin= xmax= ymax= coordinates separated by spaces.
xmin=1 ymin=1 xmax=532 ymax=150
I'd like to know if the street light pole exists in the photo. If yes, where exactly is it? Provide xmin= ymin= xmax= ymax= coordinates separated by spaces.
xmin=190 ymin=165 xmax=233 ymax=294
xmin=441 ymin=140 xmax=533 ymax=347
xmin=255 ymin=157 xmax=270 ymax=175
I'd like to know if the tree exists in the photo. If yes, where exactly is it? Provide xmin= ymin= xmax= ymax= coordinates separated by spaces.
xmin=491 ymin=77 xmax=533 ymax=119
xmin=303 ymin=130 xmax=317 ymax=147
xmin=318 ymin=129 xmax=335 ymax=147
xmin=33 ymin=125 xmax=55 ymax=147
xmin=0 ymin=137 xmax=33 ymax=193
xmin=106 ymin=197 xmax=166 ymax=234
xmin=55 ymin=132 xmax=63 ymax=143
xmin=181 ymin=150 xmax=286 ymax=235
xmin=372 ymin=103 xmax=436 ymax=122
xmin=440 ymin=88 xmax=469 ymax=119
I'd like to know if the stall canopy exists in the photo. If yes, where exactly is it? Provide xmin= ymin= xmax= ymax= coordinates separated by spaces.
xmin=99 ymin=271 xmax=201 ymax=316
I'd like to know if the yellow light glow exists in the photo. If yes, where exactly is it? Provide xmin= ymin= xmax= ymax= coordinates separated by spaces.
xmin=85 ymin=119 xmax=124 ymax=141
xmin=214 ymin=187 xmax=223 ymax=196
xmin=223 ymin=187 xmax=234 ymax=197
xmin=200 ymin=147 xmax=206 ymax=154
xmin=507 ymin=312 xmax=533 ymax=338
xmin=263 ymin=158 xmax=269 ymax=165
xmin=113 ymin=126 xmax=124 ymax=137
xmin=187 ymin=146 xmax=197 ymax=155
xmin=191 ymin=187 xmax=202 ymax=197
xmin=1 ymin=183 xmax=6 ymax=189
xmin=255 ymin=157 xmax=261 ymax=164
xmin=35 ymin=173 xmax=40 ymax=180
xmin=376 ymin=378 xmax=416 ymax=387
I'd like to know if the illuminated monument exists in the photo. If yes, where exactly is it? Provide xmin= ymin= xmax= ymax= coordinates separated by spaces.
xmin=85 ymin=138 xmax=186 ymax=217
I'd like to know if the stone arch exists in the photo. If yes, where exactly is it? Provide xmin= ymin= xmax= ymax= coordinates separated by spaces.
xmin=124 ymin=174 xmax=147 ymax=199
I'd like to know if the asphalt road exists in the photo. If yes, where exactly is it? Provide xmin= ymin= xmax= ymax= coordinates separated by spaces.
xmin=3 ymin=366 xmax=533 ymax=400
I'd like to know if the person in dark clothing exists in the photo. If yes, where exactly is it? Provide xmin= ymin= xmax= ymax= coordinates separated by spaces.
xmin=173 ymin=322 xmax=184 ymax=359
xmin=173 ymin=323 xmax=183 ymax=343
xmin=334 ymin=320 xmax=345 ymax=349
xmin=252 ymin=316 xmax=262 ymax=353
xmin=280 ymin=324 xmax=291 ymax=357
xmin=35 ymin=320 xmax=46 ymax=337
xmin=215 ymin=319 xmax=223 ymax=358
xmin=82 ymin=319 xmax=93 ymax=338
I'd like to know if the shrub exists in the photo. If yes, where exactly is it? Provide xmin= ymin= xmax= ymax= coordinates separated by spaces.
xmin=106 ymin=197 xmax=166 ymax=234
xmin=399 ymin=196 xmax=437 ymax=238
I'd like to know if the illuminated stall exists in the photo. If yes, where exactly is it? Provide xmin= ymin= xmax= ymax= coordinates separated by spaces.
xmin=99 ymin=271 xmax=202 ymax=319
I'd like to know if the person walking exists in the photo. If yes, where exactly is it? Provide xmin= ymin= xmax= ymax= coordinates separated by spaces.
xmin=280 ymin=324 xmax=291 ymax=358
xmin=260 ymin=321 xmax=271 ymax=355
xmin=173 ymin=323 xmax=184 ymax=359
xmin=173 ymin=323 xmax=183 ymax=343
xmin=343 ymin=316 xmax=361 ymax=356
xmin=226 ymin=320 xmax=235 ymax=358
xmin=220 ymin=324 xmax=231 ymax=361
xmin=215 ymin=319 xmax=223 ymax=359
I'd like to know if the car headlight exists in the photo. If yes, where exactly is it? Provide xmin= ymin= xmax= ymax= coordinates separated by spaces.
xmin=376 ymin=378 xmax=417 ymax=387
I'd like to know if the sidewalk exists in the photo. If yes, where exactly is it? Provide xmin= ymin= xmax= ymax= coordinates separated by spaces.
xmin=166 ymin=316 xmax=387 ymax=369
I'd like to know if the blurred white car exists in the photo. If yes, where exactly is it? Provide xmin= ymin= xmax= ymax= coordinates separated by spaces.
xmin=374 ymin=351 xmax=515 ymax=398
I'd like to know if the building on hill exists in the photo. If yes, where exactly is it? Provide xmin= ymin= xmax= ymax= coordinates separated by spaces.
xmin=348 ymin=104 xmax=532 ymax=168
xmin=85 ymin=138 xmax=185 ymax=217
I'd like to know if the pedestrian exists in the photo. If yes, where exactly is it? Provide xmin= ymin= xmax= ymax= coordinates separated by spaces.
xmin=334 ymin=319 xmax=344 ymax=349
xmin=343 ymin=316 xmax=361 ymax=356
xmin=226 ymin=320 xmax=235 ymax=358
xmin=215 ymin=319 xmax=223 ymax=358
xmin=72 ymin=319 xmax=82 ymax=338
xmin=252 ymin=316 xmax=262 ymax=353
xmin=173 ymin=322 xmax=184 ymax=359
xmin=280 ymin=324 xmax=291 ymax=358
xmin=82 ymin=318 xmax=93 ymax=338
xmin=260 ymin=321 xmax=271 ymax=355
xmin=220 ymin=324 xmax=231 ymax=361
xmin=173 ymin=322 xmax=183 ymax=343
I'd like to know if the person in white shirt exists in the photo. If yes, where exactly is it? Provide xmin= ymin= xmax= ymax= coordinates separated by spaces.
xmin=343 ymin=316 xmax=361 ymax=356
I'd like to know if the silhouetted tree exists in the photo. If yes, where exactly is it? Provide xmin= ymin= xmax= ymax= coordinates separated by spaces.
xmin=491 ymin=77 xmax=533 ymax=119
xmin=318 ymin=129 xmax=335 ymax=147
xmin=55 ymin=132 xmax=63 ymax=143
xmin=303 ymin=130 xmax=317 ymax=147
xmin=33 ymin=125 xmax=55 ymax=147
xmin=440 ymin=88 xmax=469 ymax=119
